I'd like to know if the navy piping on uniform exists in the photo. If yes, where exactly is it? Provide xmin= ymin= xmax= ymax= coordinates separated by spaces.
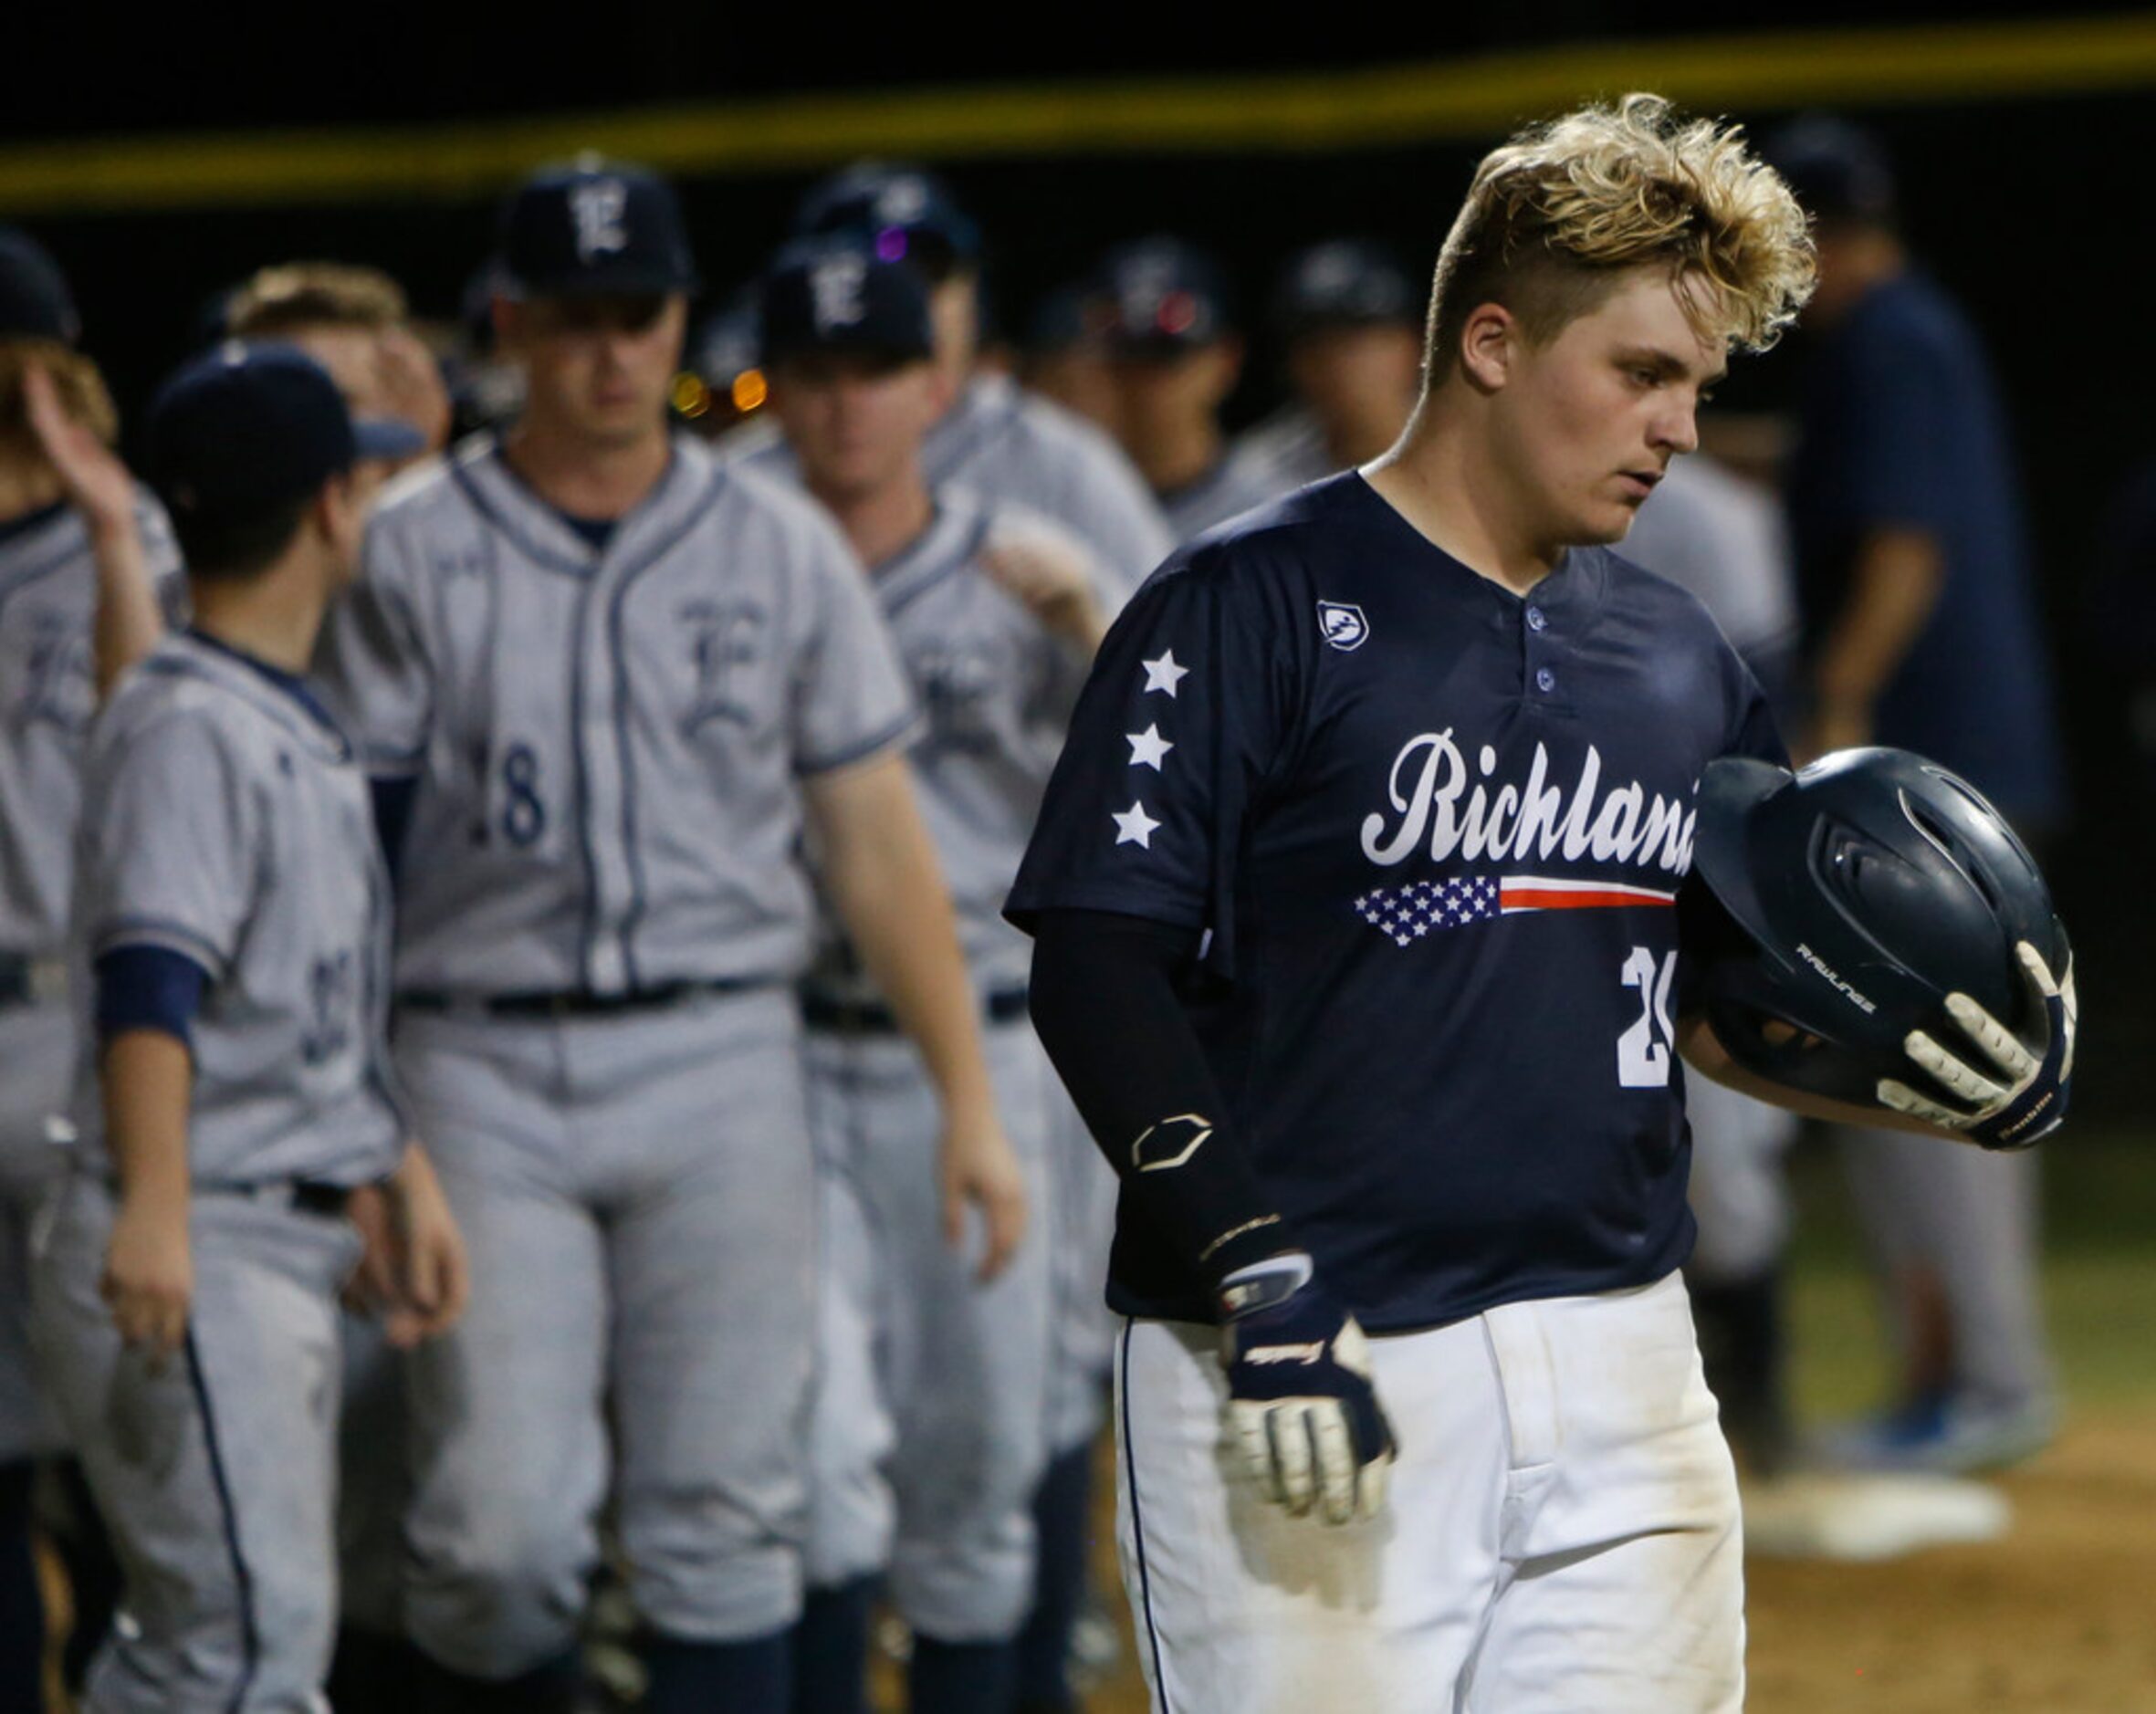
xmin=1118 ymin=1320 xmax=1173 ymax=1712
xmin=796 ymin=707 xmax=925 ymax=778
xmin=139 ymin=647 xmax=347 ymax=762
xmin=446 ymin=443 xmax=594 ymax=580
xmin=864 ymin=497 xmax=949 ymax=593
xmin=920 ymin=381 xmax=1020 ymax=486
xmin=183 ymin=1333 xmax=261 ymax=1714
xmin=568 ymin=574 xmax=602 ymax=992
xmin=606 ymin=465 xmax=733 ymax=986
xmin=883 ymin=509 xmax=993 ymax=622
xmin=96 ymin=915 xmax=230 ymax=977
xmin=180 ymin=629 xmax=353 ymax=756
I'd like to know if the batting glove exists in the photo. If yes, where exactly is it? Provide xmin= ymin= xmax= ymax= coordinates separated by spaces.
xmin=1879 ymin=941 xmax=2077 ymax=1149
xmin=1218 ymin=1252 xmax=1396 ymax=1525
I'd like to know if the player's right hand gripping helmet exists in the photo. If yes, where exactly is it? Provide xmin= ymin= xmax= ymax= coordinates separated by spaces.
xmin=1690 ymin=747 xmax=2070 ymax=1111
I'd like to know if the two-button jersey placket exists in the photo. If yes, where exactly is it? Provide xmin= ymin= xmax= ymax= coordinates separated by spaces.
xmin=1522 ymin=598 xmax=1564 ymax=704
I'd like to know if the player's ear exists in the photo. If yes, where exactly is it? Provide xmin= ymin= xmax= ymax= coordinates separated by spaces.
xmin=1457 ymin=301 xmax=1516 ymax=394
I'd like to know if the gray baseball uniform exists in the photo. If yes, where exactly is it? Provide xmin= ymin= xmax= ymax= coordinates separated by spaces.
xmin=736 ymin=373 xmax=1167 ymax=1456
xmin=801 ymin=491 xmax=1116 ymax=1639
xmin=31 ymin=629 xmax=400 ymax=1712
xmin=316 ymin=430 xmax=916 ymax=1675
xmin=1 ymin=488 xmax=180 ymax=1463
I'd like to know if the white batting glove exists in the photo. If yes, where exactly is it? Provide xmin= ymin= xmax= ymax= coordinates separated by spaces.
xmin=1218 ymin=1252 xmax=1395 ymax=1525
xmin=1879 ymin=941 xmax=2076 ymax=1149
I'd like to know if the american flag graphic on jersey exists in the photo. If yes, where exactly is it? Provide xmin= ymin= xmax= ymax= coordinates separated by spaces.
xmin=1353 ymin=875 xmax=1676 ymax=946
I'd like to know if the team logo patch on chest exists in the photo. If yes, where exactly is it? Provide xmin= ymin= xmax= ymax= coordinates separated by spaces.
xmin=1317 ymin=601 xmax=1369 ymax=652
xmin=680 ymin=600 xmax=767 ymax=734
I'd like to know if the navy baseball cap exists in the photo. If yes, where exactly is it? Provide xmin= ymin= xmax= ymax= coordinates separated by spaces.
xmin=146 ymin=343 xmax=422 ymax=528
xmin=1764 ymin=115 xmax=1897 ymax=225
xmin=1026 ymin=280 xmax=1111 ymax=353
xmin=1272 ymin=239 xmax=1418 ymax=340
xmin=792 ymin=162 xmax=982 ymax=277
xmin=497 ymin=159 xmax=701 ymax=299
xmin=1098 ymin=236 xmax=1234 ymax=353
xmin=0 ymin=227 xmax=79 ymax=344
xmin=759 ymin=240 xmax=935 ymax=367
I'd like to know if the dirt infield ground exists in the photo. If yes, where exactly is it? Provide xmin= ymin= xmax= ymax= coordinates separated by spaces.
xmin=1744 ymin=1410 xmax=2156 ymax=1714
xmin=1075 ymin=1406 xmax=2156 ymax=1713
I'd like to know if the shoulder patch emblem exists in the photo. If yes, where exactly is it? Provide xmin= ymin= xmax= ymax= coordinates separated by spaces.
xmin=1318 ymin=600 xmax=1369 ymax=652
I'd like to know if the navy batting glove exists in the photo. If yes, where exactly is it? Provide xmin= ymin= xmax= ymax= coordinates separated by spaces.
xmin=1218 ymin=1252 xmax=1396 ymax=1525
xmin=1879 ymin=942 xmax=2077 ymax=1150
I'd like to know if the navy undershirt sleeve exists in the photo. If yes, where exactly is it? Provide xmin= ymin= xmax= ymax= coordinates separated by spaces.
xmin=95 ymin=944 xmax=210 ymax=1047
xmin=369 ymin=775 xmax=419 ymax=883
xmin=1029 ymin=906 xmax=1297 ymax=1294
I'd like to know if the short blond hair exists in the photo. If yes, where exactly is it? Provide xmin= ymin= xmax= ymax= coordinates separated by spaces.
xmin=226 ymin=262 xmax=408 ymax=338
xmin=1425 ymin=93 xmax=1815 ymax=381
xmin=0 ymin=339 xmax=118 ymax=461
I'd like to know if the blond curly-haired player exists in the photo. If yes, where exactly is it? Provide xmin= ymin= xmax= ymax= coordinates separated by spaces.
xmin=1005 ymin=95 xmax=1820 ymax=1713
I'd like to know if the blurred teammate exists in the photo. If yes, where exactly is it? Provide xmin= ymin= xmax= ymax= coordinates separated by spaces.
xmin=0 ymin=228 xmax=172 ymax=1710
xmin=764 ymin=238 xmax=1115 ymax=1714
xmin=225 ymin=261 xmax=452 ymax=463
xmin=219 ymin=256 xmax=444 ymax=1706
xmin=318 ymin=161 xmax=1021 ymax=1714
xmin=32 ymin=341 xmax=466 ymax=1714
xmin=1018 ymin=282 xmax=1115 ymax=434
xmin=1774 ymin=115 xmax=2067 ymax=1473
xmin=1230 ymin=238 xmax=1422 ymax=495
xmin=768 ymin=161 xmax=1169 ymax=1703
xmin=739 ymin=162 xmax=1173 ymax=590
xmin=1095 ymin=236 xmax=1275 ymax=540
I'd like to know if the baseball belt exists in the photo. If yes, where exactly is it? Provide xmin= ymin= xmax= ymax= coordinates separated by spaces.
xmin=396 ymin=976 xmax=774 ymax=1021
xmin=0 ymin=952 xmax=68 ymax=1009
xmin=799 ymin=985 xmax=1031 ymax=1037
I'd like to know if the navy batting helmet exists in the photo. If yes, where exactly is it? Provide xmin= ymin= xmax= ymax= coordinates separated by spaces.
xmin=1691 ymin=747 xmax=2068 ymax=1107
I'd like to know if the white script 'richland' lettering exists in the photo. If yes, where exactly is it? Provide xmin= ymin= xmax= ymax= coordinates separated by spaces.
xmin=1359 ymin=731 xmax=1695 ymax=874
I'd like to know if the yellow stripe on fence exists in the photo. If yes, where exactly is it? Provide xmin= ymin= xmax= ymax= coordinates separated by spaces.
xmin=3 ymin=14 xmax=2153 ymax=214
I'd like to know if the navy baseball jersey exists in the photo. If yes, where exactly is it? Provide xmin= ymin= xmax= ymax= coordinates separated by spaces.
xmin=1007 ymin=473 xmax=1783 ymax=1332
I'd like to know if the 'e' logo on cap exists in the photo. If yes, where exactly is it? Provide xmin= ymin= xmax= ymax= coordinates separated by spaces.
xmin=811 ymin=256 xmax=869 ymax=333
xmin=570 ymin=180 xmax=630 ymax=264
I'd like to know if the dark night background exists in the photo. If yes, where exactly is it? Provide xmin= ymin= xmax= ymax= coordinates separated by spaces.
xmin=9 ymin=6 xmax=2151 ymax=1107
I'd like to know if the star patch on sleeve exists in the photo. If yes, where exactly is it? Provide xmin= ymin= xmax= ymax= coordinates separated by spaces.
xmin=1125 ymin=724 xmax=1174 ymax=770
xmin=1140 ymin=651 xmax=1188 ymax=697
xmin=1113 ymin=800 xmax=1162 ymax=848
